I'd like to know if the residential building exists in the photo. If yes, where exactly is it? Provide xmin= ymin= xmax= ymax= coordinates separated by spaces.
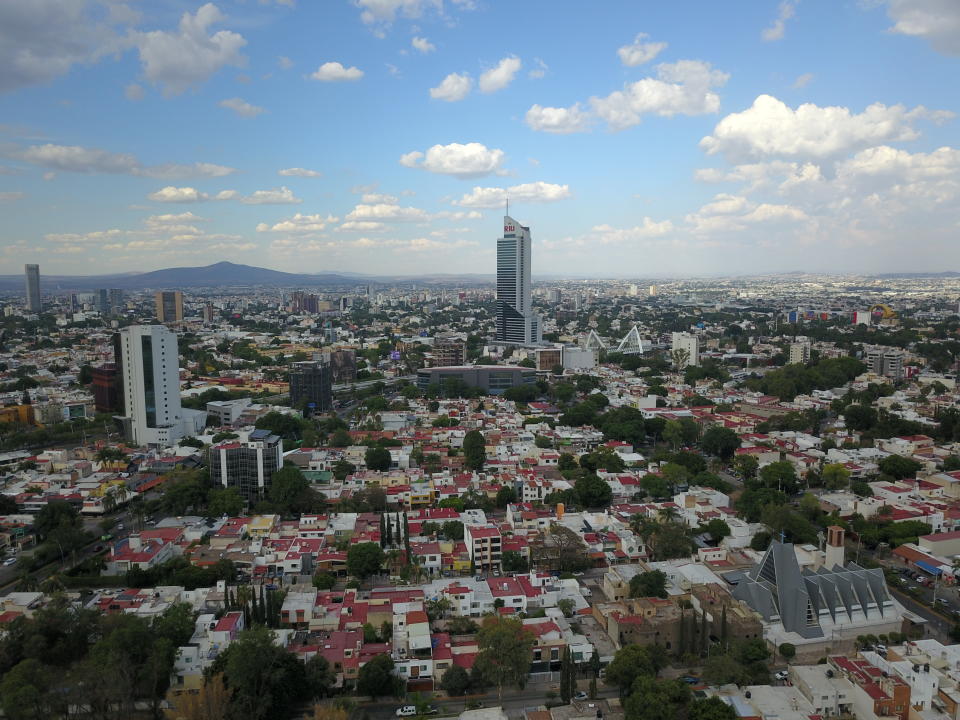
xmin=416 ymin=365 xmax=536 ymax=395
xmin=208 ymin=429 xmax=284 ymax=502
xmin=465 ymin=525 xmax=502 ymax=572
xmin=495 ymin=214 xmax=541 ymax=346
xmin=866 ymin=348 xmax=905 ymax=381
xmin=24 ymin=264 xmax=40 ymax=312
xmin=671 ymin=332 xmax=699 ymax=368
xmin=789 ymin=342 xmax=811 ymax=365
xmin=290 ymin=361 xmax=332 ymax=415
xmin=430 ymin=338 xmax=467 ymax=367
xmin=154 ymin=290 xmax=184 ymax=323
xmin=115 ymin=324 xmax=206 ymax=446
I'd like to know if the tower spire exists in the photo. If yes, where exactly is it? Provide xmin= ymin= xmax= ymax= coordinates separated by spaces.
xmin=506 ymin=198 xmax=509 ymax=217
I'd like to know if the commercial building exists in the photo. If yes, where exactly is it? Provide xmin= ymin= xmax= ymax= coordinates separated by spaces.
xmin=115 ymin=324 xmax=206 ymax=446
xmin=416 ymin=366 xmax=536 ymax=395
xmin=865 ymin=348 xmax=905 ymax=381
xmin=154 ymin=291 xmax=184 ymax=323
xmin=91 ymin=363 xmax=121 ymax=413
xmin=209 ymin=429 xmax=283 ymax=502
xmin=290 ymin=361 xmax=332 ymax=415
xmin=535 ymin=347 xmax=563 ymax=372
xmin=789 ymin=342 xmax=811 ymax=365
xmin=24 ymin=264 xmax=40 ymax=312
xmin=670 ymin=332 xmax=699 ymax=368
xmin=429 ymin=338 xmax=467 ymax=367
xmin=495 ymin=215 xmax=541 ymax=346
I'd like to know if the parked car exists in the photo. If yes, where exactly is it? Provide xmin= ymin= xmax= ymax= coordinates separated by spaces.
xmin=680 ymin=676 xmax=700 ymax=685
xmin=574 ymin=692 xmax=589 ymax=700
xmin=939 ymin=598 xmax=951 ymax=606
xmin=775 ymin=671 xmax=789 ymax=681
xmin=3 ymin=557 xmax=16 ymax=566
xmin=396 ymin=707 xmax=418 ymax=717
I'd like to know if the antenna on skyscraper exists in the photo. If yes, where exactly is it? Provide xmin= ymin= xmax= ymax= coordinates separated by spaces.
xmin=505 ymin=198 xmax=509 ymax=217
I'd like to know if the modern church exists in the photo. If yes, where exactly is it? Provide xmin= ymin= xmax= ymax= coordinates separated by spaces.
xmin=495 ymin=214 xmax=542 ymax=346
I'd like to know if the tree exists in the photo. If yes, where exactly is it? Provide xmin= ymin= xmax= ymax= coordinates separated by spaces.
xmin=34 ymin=499 xmax=79 ymax=539
xmin=473 ymin=616 xmax=535 ymax=701
xmin=365 ymin=446 xmax=392 ymax=472
xmin=441 ymin=520 xmax=464 ymax=541
xmin=779 ymin=643 xmax=796 ymax=662
xmin=757 ymin=461 xmax=799 ymax=495
xmin=440 ymin=664 xmax=471 ymax=696
xmin=330 ymin=429 xmax=352 ymax=447
xmin=703 ymin=518 xmax=731 ymax=542
xmin=821 ymin=463 xmax=851 ymax=492
xmin=560 ymin=646 xmax=575 ymax=704
xmin=604 ymin=644 xmax=655 ymax=695
xmin=0 ymin=658 xmax=55 ymax=720
xmin=640 ymin=474 xmax=671 ymax=499
xmin=688 ymin=696 xmax=737 ymax=720
xmin=496 ymin=485 xmax=518 ymax=508
xmin=878 ymin=454 xmax=922 ymax=480
xmin=649 ymin=522 xmax=694 ymax=560
xmin=357 ymin=654 xmax=398 ymax=700
xmin=208 ymin=487 xmax=244 ymax=517
xmin=629 ymin=570 xmax=668 ymax=598
xmin=163 ymin=672 xmax=230 ymax=720
xmin=312 ymin=572 xmax=337 ymax=590
xmin=268 ymin=465 xmax=317 ymax=515
xmin=732 ymin=454 xmax=759 ymax=480
xmin=332 ymin=459 xmax=355 ymax=481
xmin=557 ymin=598 xmax=576 ymax=617
xmin=462 ymin=430 xmax=486 ymax=471
xmin=701 ymin=426 xmax=740 ymax=460
xmin=347 ymin=542 xmax=385 ymax=581
xmin=574 ymin=472 xmax=613 ymax=508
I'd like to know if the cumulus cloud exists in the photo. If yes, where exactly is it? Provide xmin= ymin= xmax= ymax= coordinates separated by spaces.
xmin=525 ymin=104 xmax=591 ymax=134
xmin=13 ymin=143 xmax=237 ymax=178
xmin=309 ymin=61 xmax=364 ymax=81
xmin=400 ymin=142 xmax=505 ymax=178
xmin=456 ymin=181 xmax=571 ymax=208
xmin=700 ymin=94 xmax=951 ymax=161
xmin=591 ymin=219 xmax=674 ymax=244
xmin=528 ymin=58 xmax=548 ymax=79
xmin=345 ymin=203 xmax=429 ymax=222
xmin=793 ymin=73 xmax=814 ymax=89
xmin=278 ymin=167 xmax=321 ymax=177
xmin=478 ymin=56 xmax=521 ymax=93
xmin=412 ymin=36 xmax=435 ymax=53
xmin=686 ymin=193 xmax=809 ymax=234
xmin=591 ymin=60 xmax=730 ymax=130
xmin=885 ymin=0 xmax=960 ymax=56
xmin=219 ymin=97 xmax=264 ymax=117
xmin=762 ymin=1 xmax=797 ymax=41
xmin=241 ymin=186 xmax=302 ymax=204
xmin=430 ymin=72 xmax=472 ymax=101
xmin=354 ymin=0 xmax=472 ymax=29
xmin=132 ymin=3 xmax=247 ymax=96
xmin=617 ymin=33 xmax=668 ymax=66
xmin=362 ymin=193 xmax=398 ymax=204
xmin=148 ymin=186 xmax=206 ymax=203
xmin=338 ymin=220 xmax=387 ymax=231
xmin=256 ymin=213 xmax=335 ymax=233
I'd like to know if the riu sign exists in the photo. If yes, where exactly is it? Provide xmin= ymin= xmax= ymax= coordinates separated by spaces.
xmin=504 ymin=225 xmax=515 ymax=232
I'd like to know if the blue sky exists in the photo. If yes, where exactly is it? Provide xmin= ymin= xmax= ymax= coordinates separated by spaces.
xmin=0 ymin=0 xmax=958 ymax=278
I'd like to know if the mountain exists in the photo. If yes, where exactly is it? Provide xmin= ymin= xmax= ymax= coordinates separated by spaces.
xmin=0 ymin=262 xmax=367 ymax=292
xmin=874 ymin=271 xmax=960 ymax=279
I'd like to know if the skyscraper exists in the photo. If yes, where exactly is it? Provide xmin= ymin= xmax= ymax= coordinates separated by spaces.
xmin=24 ymin=264 xmax=40 ymax=313
xmin=115 ymin=325 xmax=205 ymax=446
xmin=495 ymin=215 xmax=541 ymax=345
xmin=154 ymin=291 xmax=184 ymax=323
xmin=289 ymin=361 xmax=333 ymax=416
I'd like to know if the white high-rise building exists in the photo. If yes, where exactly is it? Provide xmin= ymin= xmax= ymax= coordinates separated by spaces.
xmin=671 ymin=332 xmax=700 ymax=368
xmin=495 ymin=214 xmax=541 ymax=345
xmin=116 ymin=325 xmax=205 ymax=446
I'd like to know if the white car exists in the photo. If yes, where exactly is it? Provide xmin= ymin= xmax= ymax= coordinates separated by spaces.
xmin=396 ymin=707 xmax=418 ymax=717
xmin=3 ymin=557 xmax=16 ymax=566
xmin=774 ymin=671 xmax=789 ymax=681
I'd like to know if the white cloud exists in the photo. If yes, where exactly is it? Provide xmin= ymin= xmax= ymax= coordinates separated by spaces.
xmin=591 ymin=219 xmax=674 ymax=244
xmin=700 ymin=94 xmax=950 ymax=161
xmin=528 ymin=58 xmax=548 ymax=79
xmin=412 ymin=36 xmax=435 ymax=53
xmin=478 ymin=56 xmax=521 ymax=93
xmin=146 ymin=211 xmax=206 ymax=226
xmin=525 ymin=103 xmax=591 ymax=134
xmin=434 ymin=210 xmax=482 ymax=220
xmin=617 ymin=33 xmax=667 ymax=66
xmin=591 ymin=60 xmax=729 ymax=130
xmin=132 ymin=3 xmax=247 ymax=96
xmin=430 ymin=72 xmax=472 ymax=101
xmin=400 ymin=142 xmax=505 ymax=178
xmin=885 ymin=0 xmax=960 ymax=56
xmin=10 ymin=143 xmax=239 ymax=178
xmin=762 ymin=1 xmax=797 ymax=42
xmin=338 ymin=220 xmax=387 ymax=231
xmin=0 ymin=1 xmax=124 ymax=94
xmin=278 ymin=167 xmax=321 ymax=177
xmin=0 ymin=192 xmax=24 ymax=202
xmin=278 ymin=56 xmax=293 ymax=69
xmin=142 ymin=162 xmax=236 ymax=179
xmin=837 ymin=144 xmax=960 ymax=182
xmin=686 ymin=193 xmax=809 ymax=234
xmin=125 ymin=83 xmax=145 ymax=101
xmin=362 ymin=193 xmax=398 ymax=204
xmin=309 ymin=61 xmax=364 ymax=82
xmin=256 ymin=213 xmax=335 ymax=233
xmin=148 ymin=186 xmax=206 ymax=203
xmin=219 ymin=97 xmax=265 ymax=117
xmin=792 ymin=73 xmax=814 ymax=89
xmin=241 ymin=186 xmax=302 ymax=204
xmin=346 ymin=203 xmax=429 ymax=222
xmin=456 ymin=181 xmax=571 ymax=208
xmin=354 ymin=0 xmax=473 ymax=29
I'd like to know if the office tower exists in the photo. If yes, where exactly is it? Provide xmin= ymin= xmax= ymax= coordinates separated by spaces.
xmin=430 ymin=338 xmax=467 ymax=367
xmin=109 ymin=289 xmax=124 ymax=313
xmin=789 ymin=342 xmax=811 ymax=365
xmin=115 ymin=325 xmax=203 ymax=446
xmin=202 ymin=304 xmax=215 ymax=324
xmin=670 ymin=332 xmax=700 ymax=368
xmin=649 ymin=285 xmax=658 ymax=297
xmin=495 ymin=214 xmax=541 ymax=345
xmin=209 ymin=429 xmax=283 ymax=502
xmin=289 ymin=361 xmax=332 ymax=416
xmin=573 ymin=292 xmax=584 ymax=311
xmin=154 ymin=291 xmax=184 ymax=323
xmin=865 ymin=348 xmax=904 ymax=381
xmin=24 ymin=264 xmax=40 ymax=312
xmin=91 ymin=364 xmax=121 ymax=413
xmin=548 ymin=288 xmax=562 ymax=305
xmin=96 ymin=289 xmax=111 ymax=315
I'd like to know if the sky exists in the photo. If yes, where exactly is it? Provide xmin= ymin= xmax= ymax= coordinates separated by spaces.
xmin=0 ymin=0 xmax=958 ymax=279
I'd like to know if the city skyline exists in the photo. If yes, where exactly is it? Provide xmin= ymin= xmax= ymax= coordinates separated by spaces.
xmin=0 ymin=1 xmax=958 ymax=277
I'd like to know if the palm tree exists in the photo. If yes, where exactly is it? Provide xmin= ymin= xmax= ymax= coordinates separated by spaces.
xmin=102 ymin=491 xmax=117 ymax=515
xmin=658 ymin=506 xmax=680 ymax=523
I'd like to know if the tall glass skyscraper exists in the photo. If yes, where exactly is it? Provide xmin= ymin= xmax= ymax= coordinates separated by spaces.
xmin=24 ymin=264 xmax=40 ymax=312
xmin=495 ymin=215 xmax=541 ymax=346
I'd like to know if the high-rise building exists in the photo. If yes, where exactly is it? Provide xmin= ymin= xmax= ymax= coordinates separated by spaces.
xmin=670 ymin=332 xmax=700 ymax=368
xmin=154 ymin=291 xmax=184 ymax=323
xmin=109 ymin=289 xmax=124 ymax=314
xmin=430 ymin=338 xmax=467 ymax=367
xmin=115 ymin=325 xmax=205 ymax=446
xmin=495 ymin=214 xmax=541 ymax=346
xmin=865 ymin=348 xmax=904 ymax=381
xmin=289 ymin=361 xmax=332 ymax=416
xmin=91 ymin=363 xmax=121 ymax=413
xmin=789 ymin=342 xmax=811 ymax=365
xmin=96 ymin=289 xmax=111 ymax=315
xmin=209 ymin=429 xmax=283 ymax=502
xmin=24 ymin=264 xmax=40 ymax=312
xmin=649 ymin=285 xmax=658 ymax=297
